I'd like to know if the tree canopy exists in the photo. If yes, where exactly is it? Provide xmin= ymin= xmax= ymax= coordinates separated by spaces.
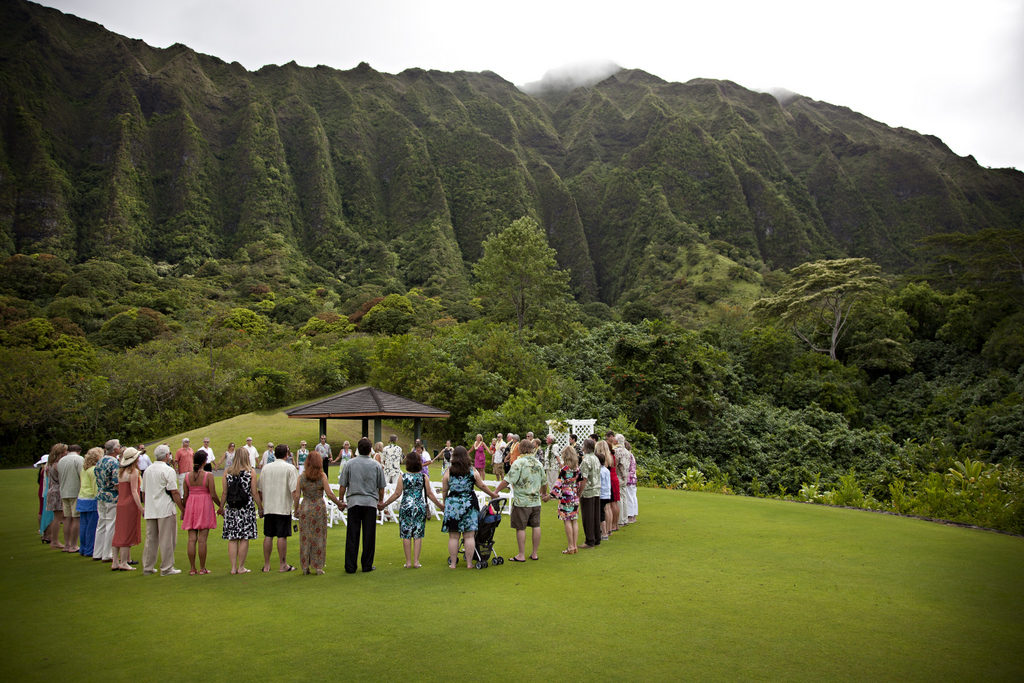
xmin=472 ymin=216 xmax=571 ymax=331
xmin=752 ymin=258 xmax=886 ymax=360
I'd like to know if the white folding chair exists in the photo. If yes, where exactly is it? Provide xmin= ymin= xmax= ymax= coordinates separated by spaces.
xmin=328 ymin=485 xmax=347 ymax=526
xmin=377 ymin=484 xmax=399 ymax=525
xmin=429 ymin=481 xmax=445 ymax=521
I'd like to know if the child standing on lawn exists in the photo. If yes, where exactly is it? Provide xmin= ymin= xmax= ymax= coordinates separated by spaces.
xmin=549 ymin=446 xmax=582 ymax=554
xmin=597 ymin=442 xmax=612 ymax=540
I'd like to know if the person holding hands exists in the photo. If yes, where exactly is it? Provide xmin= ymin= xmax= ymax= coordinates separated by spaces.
xmin=379 ymin=451 xmax=444 ymax=569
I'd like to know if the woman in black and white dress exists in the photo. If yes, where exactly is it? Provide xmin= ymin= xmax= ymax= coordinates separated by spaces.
xmin=219 ymin=452 xmax=262 ymax=574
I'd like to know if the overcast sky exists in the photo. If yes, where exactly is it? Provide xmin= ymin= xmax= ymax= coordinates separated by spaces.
xmin=36 ymin=0 xmax=1024 ymax=170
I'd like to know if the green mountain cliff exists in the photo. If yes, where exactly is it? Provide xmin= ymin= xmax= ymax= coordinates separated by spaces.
xmin=2 ymin=0 xmax=1022 ymax=311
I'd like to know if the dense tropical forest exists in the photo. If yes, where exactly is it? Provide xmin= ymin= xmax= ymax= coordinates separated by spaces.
xmin=1 ymin=1 xmax=1023 ymax=532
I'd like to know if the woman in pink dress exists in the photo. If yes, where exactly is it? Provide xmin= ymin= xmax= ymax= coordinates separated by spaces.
xmin=112 ymin=448 xmax=142 ymax=571
xmin=472 ymin=434 xmax=490 ymax=472
xmin=182 ymin=455 xmax=221 ymax=574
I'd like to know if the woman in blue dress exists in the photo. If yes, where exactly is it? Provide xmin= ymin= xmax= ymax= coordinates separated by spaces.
xmin=441 ymin=446 xmax=499 ymax=570
xmin=380 ymin=451 xmax=445 ymax=568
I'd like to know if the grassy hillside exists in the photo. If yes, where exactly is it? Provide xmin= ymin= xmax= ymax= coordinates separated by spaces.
xmin=4 ymin=471 xmax=1022 ymax=680
xmin=154 ymin=393 xmax=416 ymax=457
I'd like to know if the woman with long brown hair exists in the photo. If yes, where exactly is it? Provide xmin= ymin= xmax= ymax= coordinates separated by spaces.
xmin=441 ymin=445 xmax=499 ymax=569
xmin=379 ymin=450 xmax=445 ymax=568
xmin=294 ymin=451 xmax=344 ymax=574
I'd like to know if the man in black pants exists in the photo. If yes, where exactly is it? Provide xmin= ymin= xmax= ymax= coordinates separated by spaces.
xmin=579 ymin=437 xmax=603 ymax=548
xmin=337 ymin=437 xmax=386 ymax=573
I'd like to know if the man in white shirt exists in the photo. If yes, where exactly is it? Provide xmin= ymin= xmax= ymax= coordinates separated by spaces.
xmin=380 ymin=435 xmax=403 ymax=485
xmin=196 ymin=437 xmax=215 ymax=470
xmin=137 ymin=446 xmax=152 ymax=472
xmin=142 ymin=444 xmax=185 ymax=576
xmin=315 ymin=434 xmax=333 ymax=478
xmin=258 ymin=444 xmax=299 ymax=572
xmin=243 ymin=437 xmax=259 ymax=468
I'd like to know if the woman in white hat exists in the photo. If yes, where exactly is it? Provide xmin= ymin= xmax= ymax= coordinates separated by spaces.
xmin=111 ymin=447 xmax=143 ymax=571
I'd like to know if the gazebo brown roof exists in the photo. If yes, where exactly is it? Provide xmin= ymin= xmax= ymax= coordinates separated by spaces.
xmin=286 ymin=386 xmax=449 ymax=443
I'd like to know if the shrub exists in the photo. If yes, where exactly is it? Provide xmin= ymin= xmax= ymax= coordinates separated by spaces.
xmin=96 ymin=308 xmax=166 ymax=349
xmin=299 ymin=312 xmax=354 ymax=337
xmin=222 ymin=307 xmax=269 ymax=336
xmin=361 ymin=294 xmax=415 ymax=335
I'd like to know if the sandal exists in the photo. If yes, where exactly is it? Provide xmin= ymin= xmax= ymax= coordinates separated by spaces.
xmin=561 ymin=549 xmax=572 ymax=555
xmin=199 ymin=568 xmax=210 ymax=575
xmin=189 ymin=569 xmax=197 ymax=575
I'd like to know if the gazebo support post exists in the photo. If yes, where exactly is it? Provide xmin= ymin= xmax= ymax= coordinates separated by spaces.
xmin=319 ymin=417 xmax=327 ymax=439
xmin=374 ymin=418 xmax=382 ymax=444
xmin=361 ymin=418 xmax=369 ymax=439
xmin=414 ymin=417 xmax=422 ymax=443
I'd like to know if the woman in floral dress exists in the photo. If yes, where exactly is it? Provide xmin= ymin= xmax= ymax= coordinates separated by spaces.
xmin=550 ymin=446 xmax=582 ymax=554
xmin=441 ymin=446 xmax=499 ymax=569
xmin=380 ymin=452 xmax=445 ymax=568
xmin=294 ymin=452 xmax=344 ymax=574
xmin=220 ymin=451 xmax=261 ymax=574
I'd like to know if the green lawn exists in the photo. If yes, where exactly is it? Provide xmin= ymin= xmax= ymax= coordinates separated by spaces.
xmin=3 ymin=469 xmax=1022 ymax=681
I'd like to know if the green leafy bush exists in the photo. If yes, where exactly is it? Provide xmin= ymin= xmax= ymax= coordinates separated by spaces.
xmin=96 ymin=308 xmax=166 ymax=348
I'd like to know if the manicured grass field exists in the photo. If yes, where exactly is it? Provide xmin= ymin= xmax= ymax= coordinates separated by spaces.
xmin=3 ymin=468 xmax=1022 ymax=681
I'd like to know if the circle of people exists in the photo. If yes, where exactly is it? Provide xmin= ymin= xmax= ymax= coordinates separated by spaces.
xmin=35 ymin=430 xmax=639 ymax=575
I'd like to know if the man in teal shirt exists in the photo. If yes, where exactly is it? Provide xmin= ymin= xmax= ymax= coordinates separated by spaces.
xmin=493 ymin=438 xmax=548 ymax=561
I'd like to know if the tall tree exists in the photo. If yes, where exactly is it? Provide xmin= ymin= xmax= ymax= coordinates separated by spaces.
xmin=753 ymin=258 xmax=886 ymax=360
xmin=472 ymin=216 xmax=571 ymax=331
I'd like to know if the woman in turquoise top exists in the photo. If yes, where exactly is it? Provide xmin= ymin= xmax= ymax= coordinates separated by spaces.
xmin=296 ymin=441 xmax=309 ymax=472
xmin=441 ymin=446 xmax=498 ymax=569
xmin=380 ymin=451 xmax=445 ymax=568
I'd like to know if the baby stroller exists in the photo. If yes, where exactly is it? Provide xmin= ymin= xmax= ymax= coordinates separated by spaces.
xmin=460 ymin=498 xmax=507 ymax=569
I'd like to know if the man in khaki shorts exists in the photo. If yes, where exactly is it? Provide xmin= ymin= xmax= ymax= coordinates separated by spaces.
xmin=57 ymin=445 xmax=85 ymax=553
xmin=493 ymin=438 xmax=549 ymax=562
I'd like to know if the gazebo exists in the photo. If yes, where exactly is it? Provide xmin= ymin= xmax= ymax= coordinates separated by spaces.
xmin=285 ymin=386 xmax=450 ymax=444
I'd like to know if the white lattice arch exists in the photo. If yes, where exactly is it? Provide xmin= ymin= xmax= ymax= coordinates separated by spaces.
xmin=546 ymin=418 xmax=597 ymax=454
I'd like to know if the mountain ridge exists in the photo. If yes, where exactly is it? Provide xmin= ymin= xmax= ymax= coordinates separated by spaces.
xmin=2 ymin=0 xmax=1022 ymax=314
